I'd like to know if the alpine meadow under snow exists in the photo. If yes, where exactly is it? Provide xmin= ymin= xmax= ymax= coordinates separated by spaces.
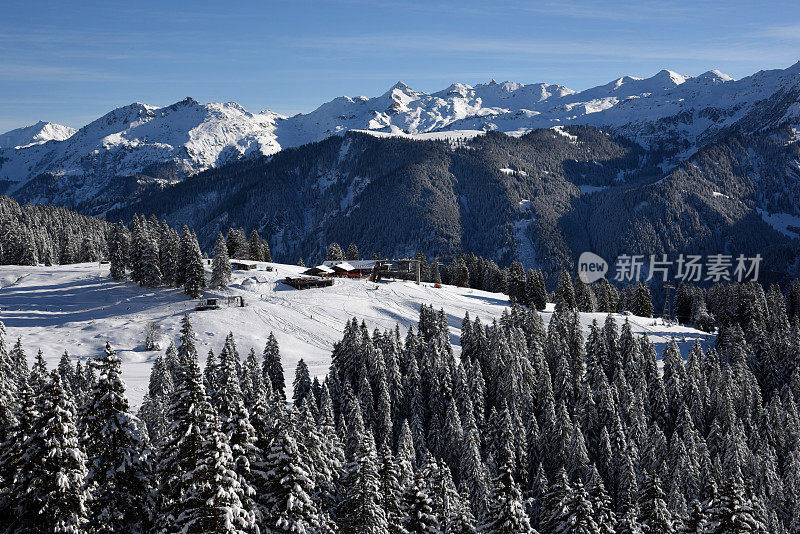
xmin=0 ymin=261 xmax=713 ymax=408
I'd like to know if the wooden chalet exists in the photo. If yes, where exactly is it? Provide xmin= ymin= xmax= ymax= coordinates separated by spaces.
xmin=231 ymin=261 xmax=259 ymax=271
xmin=303 ymin=265 xmax=335 ymax=277
xmin=283 ymin=276 xmax=335 ymax=290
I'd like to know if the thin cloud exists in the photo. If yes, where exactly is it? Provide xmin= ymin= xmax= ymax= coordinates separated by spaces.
xmin=755 ymin=25 xmax=800 ymax=40
xmin=292 ymin=33 xmax=796 ymax=65
xmin=0 ymin=63 xmax=130 ymax=82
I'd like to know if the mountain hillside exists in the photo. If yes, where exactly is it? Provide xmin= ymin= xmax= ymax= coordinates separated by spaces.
xmin=103 ymin=126 xmax=800 ymax=286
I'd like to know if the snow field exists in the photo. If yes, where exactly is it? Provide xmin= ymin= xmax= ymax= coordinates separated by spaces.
xmin=0 ymin=262 xmax=714 ymax=408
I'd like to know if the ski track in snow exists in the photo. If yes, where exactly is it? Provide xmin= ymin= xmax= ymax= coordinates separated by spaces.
xmin=0 ymin=262 xmax=714 ymax=408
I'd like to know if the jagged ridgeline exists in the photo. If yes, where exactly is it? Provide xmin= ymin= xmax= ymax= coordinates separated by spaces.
xmin=104 ymin=127 xmax=800 ymax=285
xmin=3 ymin=293 xmax=800 ymax=532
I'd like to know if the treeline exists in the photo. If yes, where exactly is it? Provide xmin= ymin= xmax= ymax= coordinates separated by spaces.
xmin=3 ymin=277 xmax=800 ymax=531
xmin=0 ymin=196 xmax=110 ymax=266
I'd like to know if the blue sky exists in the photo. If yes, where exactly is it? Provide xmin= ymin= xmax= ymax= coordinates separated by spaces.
xmin=1 ymin=0 xmax=799 ymax=132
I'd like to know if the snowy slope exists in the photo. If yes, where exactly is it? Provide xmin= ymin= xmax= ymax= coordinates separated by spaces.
xmin=0 ymin=262 xmax=714 ymax=408
xmin=0 ymin=121 xmax=76 ymax=149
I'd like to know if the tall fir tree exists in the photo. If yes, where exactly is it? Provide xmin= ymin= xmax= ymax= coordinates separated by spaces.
xmin=210 ymin=232 xmax=232 ymax=289
xmin=82 ymin=342 xmax=152 ymax=533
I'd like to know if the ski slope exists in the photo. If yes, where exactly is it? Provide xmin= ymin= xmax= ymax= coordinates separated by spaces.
xmin=0 ymin=262 xmax=714 ymax=408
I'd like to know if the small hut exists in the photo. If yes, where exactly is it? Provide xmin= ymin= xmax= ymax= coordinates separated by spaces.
xmin=303 ymin=265 xmax=335 ymax=277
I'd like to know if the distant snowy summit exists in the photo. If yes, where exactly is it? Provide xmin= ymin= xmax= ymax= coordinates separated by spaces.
xmin=2 ymin=61 xmax=799 ymax=202
xmin=0 ymin=120 xmax=76 ymax=149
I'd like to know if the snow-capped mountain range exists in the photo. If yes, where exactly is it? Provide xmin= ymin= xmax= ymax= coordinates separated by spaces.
xmin=2 ymin=62 xmax=800 ymax=202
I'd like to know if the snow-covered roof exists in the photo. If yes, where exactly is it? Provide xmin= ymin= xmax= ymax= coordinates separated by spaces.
xmin=329 ymin=261 xmax=355 ymax=271
xmin=323 ymin=259 xmax=379 ymax=270
xmin=304 ymin=265 xmax=334 ymax=275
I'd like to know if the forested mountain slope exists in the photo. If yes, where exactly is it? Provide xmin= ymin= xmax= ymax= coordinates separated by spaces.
xmin=104 ymin=126 xmax=800 ymax=285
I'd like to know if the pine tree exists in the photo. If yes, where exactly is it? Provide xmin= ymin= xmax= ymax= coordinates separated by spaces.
xmin=248 ymin=230 xmax=263 ymax=261
xmin=262 ymin=415 xmax=321 ymax=533
xmin=108 ymin=222 xmax=127 ymax=280
xmin=633 ymin=282 xmax=654 ymax=318
xmin=431 ymin=259 xmax=442 ymax=284
xmin=12 ymin=371 xmax=89 ymax=533
xmin=263 ymin=332 xmax=286 ymax=401
xmin=156 ymin=316 xmax=254 ymax=533
xmin=338 ymin=429 xmax=389 ymax=533
xmin=138 ymin=226 xmax=162 ymax=288
xmin=82 ymin=342 xmax=152 ymax=533
xmin=327 ymin=243 xmax=345 ymax=261
xmin=528 ymin=268 xmax=548 ymax=310
xmin=213 ymin=333 xmax=259 ymax=519
xmin=700 ymin=471 xmax=767 ymax=533
xmin=138 ymin=351 xmax=173 ymax=443
xmin=399 ymin=467 xmax=440 ymax=534
xmin=638 ymin=474 xmax=674 ymax=534
xmin=210 ymin=232 xmax=232 ymax=289
xmin=347 ymin=243 xmax=360 ymax=261
xmin=480 ymin=457 xmax=534 ymax=534
xmin=556 ymin=481 xmax=602 ymax=534
xmin=183 ymin=230 xmax=206 ymax=297
xmin=507 ymin=261 xmax=527 ymax=304
xmin=555 ymin=267 xmax=577 ymax=313
xmin=293 ymin=358 xmax=313 ymax=408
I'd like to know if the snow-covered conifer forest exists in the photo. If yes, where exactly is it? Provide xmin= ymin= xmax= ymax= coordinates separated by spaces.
xmin=0 ymin=197 xmax=800 ymax=532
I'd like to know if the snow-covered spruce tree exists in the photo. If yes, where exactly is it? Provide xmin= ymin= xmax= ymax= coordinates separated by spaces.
xmin=399 ymin=465 xmax=440 ymax=534
xmin=0 ymin=374 xmax=35 ymax=526
xmin=82 ymin=342 xmax=152 ymax=533
xmin=506 ymin=261 xmax=527 ymax=304
xmin=293 ymin=401 xmax=340 ymax=531
xmin=638 ymin=474 xmax=674 ymax=534
xmin=347 ymin=243 xmax=359 ymax=261
xmin=0 ymin=323 xmax=17 ymax=443
xmin=158 ymin=221 xmax=180 ymax=286
xmin=293 ymin=358 xmax=313 ymax=408
xmin=527 ymin=268 xmax=548 ymax=310
xmin=479 ymin=456 xmax=534 ymax=534
xmin=424 ymin=456 xmax=476 ymax=534
xmin=554 ymin=267 xmax=576 ymax=313
xmin=212 ymin=333 xmax=258 ymax=518
xmin=261 ymin=413 xmax=321 ymax=532
xmin=138 ymin=224 xmax=162 ymax=288
xmin=700 ymin=470 xmax=767 ymax=534
xmin=632 ymin=282 xmax=654 ymax=318
xmin=183 ymin=229 xmax=206 ymax=297
xmin=11 ymin=370 xmax=88 ymax=533
xmin=155 ymin=320 xmax=255 ymax=533
xmin=327 ymin=242 xmax=345 ymax=261
xmin=138 ymin=351 xmax=174 ymax=443
xmin=174 ymin=225 xmax=191 ymax=288
xmin=226 ymin=228 xmax=248 ymax=259
xmin=211 ymin=232 xmax=232 ymax=289
xmin=555 ymin=481 xmax=602 ymax=534
xmin=431 ymin=258 xmax=442 ymax=284
xmin=108 ymin=222 xmax=128 ymax=280
xmin=248 ymin=230 xmax=263 ymax=261
xmin=263 ymin=332 xmax=286 ymax=401
xmin=337 ymin=395 xmax=389 ymax=533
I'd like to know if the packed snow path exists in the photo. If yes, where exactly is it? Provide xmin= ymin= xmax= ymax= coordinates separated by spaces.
xmin=0 ymin=263 xmax=714 ymax=408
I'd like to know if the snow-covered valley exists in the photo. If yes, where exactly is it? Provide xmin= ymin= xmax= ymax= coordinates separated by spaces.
xmin=0 ymin=262 xmax=715 ymax=408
